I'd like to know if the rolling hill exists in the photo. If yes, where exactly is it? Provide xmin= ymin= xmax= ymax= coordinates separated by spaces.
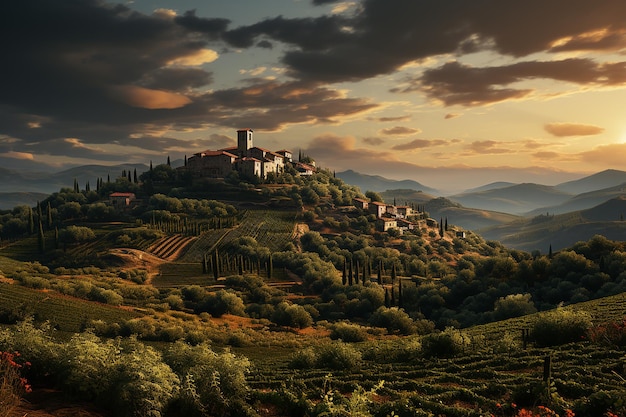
xmin=380 ymin=190 xmax=520 ymax=230
xmin=526 ymin=183 xmax=626 ymax=216
xmin=449 ymin=183 xmax=574 ymax=215
xmin=555 ymin=168 xmax=626 ymax=194
xmin=480 ymin=196 xmax=626 ymax=252
xmin=336 ymin=170 xmax=439 ymax=194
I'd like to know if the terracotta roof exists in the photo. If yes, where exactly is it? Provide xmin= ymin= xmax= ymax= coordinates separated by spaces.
xmin=370 ymin=201 xmax=386 ymax=206
xmin=241 ymin=157 xmax=261 ymax=162
xmin=110 ymin=192 xmax=135 ymax=197
xmin=197 ymin=150 xmax=237 ymax=158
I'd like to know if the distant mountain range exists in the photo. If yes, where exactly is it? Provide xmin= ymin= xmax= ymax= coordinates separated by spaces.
xmin=0 ymin=163 xmax=148 ymax=209
xmin=480 ymin=197 xmax=626 ymax=252
xmin=336 ymin=170 xmax=439 ymax=195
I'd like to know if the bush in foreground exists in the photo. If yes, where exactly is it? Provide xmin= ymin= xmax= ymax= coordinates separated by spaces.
xmin=531 ymin=308 xmax=592 ymax=347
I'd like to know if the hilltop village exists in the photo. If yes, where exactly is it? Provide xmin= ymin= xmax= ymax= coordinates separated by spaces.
xmin=185 ymin=128 xmax=316 ymax=179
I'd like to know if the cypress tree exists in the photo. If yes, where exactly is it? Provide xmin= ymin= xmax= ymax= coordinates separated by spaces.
xmin=390 ymin=287 xmax=396 ymax=306
xmin=362 ymin=261 xmax=367 ymax=285
xmin=342 ymin=259 xmax=347 ymax=286
xmin=184 ymin=155 xmax=187 ymax=167
xmin=167 ymin=156 xmax=171 ymax=166
xmin=107 ymin=174 xmax=110 ymax=183
xmin=213 ymin=249 xmax=220 ymax=280
xmin=391 ymin=263 xmax=397 ymax=285
xmin=37 ymin=220 xmax=45 ymax=253
xmin=377 ymin=261 xmax=382 ymax=285
xmin=548 ymin=244 xmax=553 ymax=259
xmin=134 ymin=169 xmax=138 ymax=183
xmin=445 ymin=217 xmax=448 ymax=231
xmin=54 ymin=226 xmax=59 ymax=249
xmin=354 ymin=259 xmax=359 ymax=283
xmin=85 ymin=181 xmax=90 ymax=192
xmin=267 ymin=253 xmax=273 ymax=279
xmin=127 ymin=171 xmax=131 ymax=182
xmin=398 ymin=280 xmax=403 ymax=308
xmin=47 ymin=202 xmax=52 ymax=229
xmin=348 ymin=260 xmax=353 ymax=285
xmin=384 ymin=288 xmax=390 ymax=308
xmin=28 ymin=207 xmax=34 ymax=234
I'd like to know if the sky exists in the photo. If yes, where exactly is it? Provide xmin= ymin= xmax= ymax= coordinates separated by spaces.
xmin=2 ymin=0 xmax=626 ymax=192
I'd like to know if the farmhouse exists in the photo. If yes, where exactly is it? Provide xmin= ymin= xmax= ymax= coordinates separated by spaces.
xmin=185 ymin=129 xmax=310 ymax=179
xmin=110 ymin=192 xmax=136 ymax=210
xmin=377 ymin=218 xmax=397 ymax=232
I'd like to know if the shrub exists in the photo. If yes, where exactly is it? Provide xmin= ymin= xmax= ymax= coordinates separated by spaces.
xmin=493 ymin=293 xmax=537 ymax=320
xmin=316 ymin=341 xmax=362 ymax=371
xmin=531 ymin=308 xmax=592 ymax=347
xmin=289 ymin=347 xmax=318 ymax=369
xmin=109 ymin=339 xmax=180 ymax=417
xmin=421 ymin=327 xmax=471 ymax=358
xmin=368 ymin=307 xmax=416 ymax=335
xmin=329 ymin=322 xmax=368 ymax=342
xmin=163 ymin=342 xmax=251 ymax=416
xmin=272 ymin=302 xmax=313 ymax=328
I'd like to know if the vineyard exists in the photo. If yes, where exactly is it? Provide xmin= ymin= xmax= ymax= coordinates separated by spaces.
xmin=151 ymin=209 xmax=297 ymax=287
xmin=242 ymin=293 xmax=626 ymax=417
xmin=0 ymin=283 xmax=141 ymax=332
xmin=146 ymin=234 xmax=197 ymax=260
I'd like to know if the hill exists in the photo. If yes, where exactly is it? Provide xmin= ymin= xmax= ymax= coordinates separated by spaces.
xmin=0 ymin=192 xmax=50 ymax=210
xmin=0 ymin=163 xmax=149 ymax=194
xmin=380 ymin=190 xmax=520 ymax=230
xmin=556 ymin=168 xmax=626 ymax=194
xmin=480 ymin=196 xmax=626 ymax=251
xmin=526 ymin=183 xmax=626 ymax=216
xmin=336 ymin=169 xmax=439 ymax=194
xmin=449 ymin=183 xmax=573 ymax=215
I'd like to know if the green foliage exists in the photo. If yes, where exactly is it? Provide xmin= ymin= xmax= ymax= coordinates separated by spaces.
xmin=163 ymin=341 xmax=251 ymax=416
xmin=368 ymin=307 xmax=416 ymax=335
xmin=329 ymin=322 xmax=368 ymax=342
xmin=531 ymin=308 xmax=592 ymax=347
xmin=272 ymin=302 xmax=313 ymax=328
xmin=59 ymin=225 xmax=96 ymax=245
xmin=290 ymin=341 xmax=361 ymax=371
xmin=493 ymin=293 xmax=537 ymax=320
xmin=421 ymin=327 xmax=471 ymax=358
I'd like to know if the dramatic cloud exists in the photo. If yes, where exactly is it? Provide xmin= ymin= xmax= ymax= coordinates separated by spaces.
xmin=228 ymin=0 xmax=626 ymax=84
xmin=398 ymin=59 xmax=626 ymax=106
xmin=544 ymin=123 xmax=605 ymax=137
xmin=380 ymin=126 xmax=421 ymax=136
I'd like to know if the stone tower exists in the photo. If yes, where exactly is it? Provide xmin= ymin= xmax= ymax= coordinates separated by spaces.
xmin=237 ymin=128 xmax=254 ymax=157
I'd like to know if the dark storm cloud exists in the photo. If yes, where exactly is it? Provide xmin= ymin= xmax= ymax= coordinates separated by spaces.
xmin=402 ymin=59 xmax=626 ymax=106
xmin=0 ymin=0 xmax=379 ymax=162
xmin=223 ymin=15 xmax=351 ymax=50
xmin=312 ymin=0 xmax=342 ymax=5
xmin=174 ymin=10 xmax=230 ymax=37
xmin=226 ymin=0 xmax=626 ymax=85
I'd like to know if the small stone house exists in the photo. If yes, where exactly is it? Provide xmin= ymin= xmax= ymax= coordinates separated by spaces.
xmin=110 ymin=192 xmax=136 ymax=210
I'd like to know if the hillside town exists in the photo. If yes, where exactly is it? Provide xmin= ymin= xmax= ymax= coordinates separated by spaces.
xmin=185 ymin=129 xmax=316 ymax=179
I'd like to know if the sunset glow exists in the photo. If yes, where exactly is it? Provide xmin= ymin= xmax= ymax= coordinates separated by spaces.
xmin=1 ymin=0 xmax=626 ymax=190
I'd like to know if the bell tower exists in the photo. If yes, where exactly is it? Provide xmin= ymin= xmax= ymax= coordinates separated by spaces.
xmin=237 ymin=129 xmax=253 ymax=157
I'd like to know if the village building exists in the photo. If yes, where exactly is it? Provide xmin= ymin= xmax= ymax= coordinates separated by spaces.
xmin=353 ymin=198 xmax=369 ymax=210
xmin=110 ymin=192 xmax=136 ymax=210
xmin=377 ymin=217 xmax=397 ymax=232
xmin=185 ymin=129 xmax=309 ymax=179
xmin=397 ymin=218 xmax=416 ymax=231
xmin=369 ymin=201 xmax=387 ymax=218
xmin=395 ymin=206 xmax=412 ymax=218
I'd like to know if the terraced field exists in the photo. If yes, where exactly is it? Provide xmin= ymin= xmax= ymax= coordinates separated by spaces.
xmin=0 ymin=283 xmax=141 ymax=332
xmin=146 ymin=234 xmax=197 ymax=260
